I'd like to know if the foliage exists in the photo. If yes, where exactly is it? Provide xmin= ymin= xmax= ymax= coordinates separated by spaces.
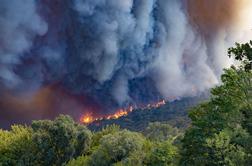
xmin=66 ymin=156 xmax=91 ymax=166
xmin=0 ymin=119 xmax=181 ymax=166
xmin=0 ymin=125 xmax=36 ymax=166
xmin=181 ymin=41 xmax=252 ymax=165
xmin=205 ymin=129 xmax=247 ymax=166
xmin=146 ymin=141 xmax=179 ymax=166
xmin=89 ymin=130 xmax=146 ymax=166
xmin=144 ymin=122 xmax=180 ymax=142
xmin=91 ymin=124 xmax=121 ymax=149
xmin=228 ymin=41 xmax=252 ymax=71
xmin=31 ymin=115 xmax=92 ymax=165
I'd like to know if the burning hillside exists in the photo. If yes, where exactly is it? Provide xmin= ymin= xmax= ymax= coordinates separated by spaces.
xmin=80 ymin=100 xmax=166 ymax=125
xmin=87 ymin=95 xmax=209 ymax=132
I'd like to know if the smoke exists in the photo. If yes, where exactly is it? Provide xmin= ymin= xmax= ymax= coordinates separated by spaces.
xmin=187 ymin=0 xmax=252 ymax=73
xmin=1 ymin=0 xmax=252 ymax=126
xmin=0 ymin=0 xmax=47 ymax=88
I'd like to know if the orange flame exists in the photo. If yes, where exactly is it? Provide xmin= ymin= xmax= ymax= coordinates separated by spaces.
xmin=80 ymin=114 xmax=95 ymax=124
xmin=80 ymin=100 xmax=166 ymax=125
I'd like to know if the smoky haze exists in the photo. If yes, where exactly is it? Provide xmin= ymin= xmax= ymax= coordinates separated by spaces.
xmin=0 ymin=0 xmax=252 ymax=128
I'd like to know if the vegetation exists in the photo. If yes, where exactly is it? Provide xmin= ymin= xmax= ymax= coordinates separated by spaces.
xmin=1 ymin=41 xmax=252 ymax=165
xmin=0 ymin=117 xmax=180 ymax=166
xmin=181 ymin=41 xmax=252 ymax=165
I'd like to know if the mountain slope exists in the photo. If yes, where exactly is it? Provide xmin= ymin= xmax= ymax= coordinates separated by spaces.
xmin=88 ymin=95 xmax=209 ymax=131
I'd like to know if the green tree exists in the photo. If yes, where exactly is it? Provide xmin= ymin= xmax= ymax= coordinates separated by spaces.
xmin=91 ymin=124 xmax=120 ymax=149
xmin=181 ymin=41 xmax=252 ymax=165
xmin=31 ymin=115 xmax=92 ymax=166
xmin=144 ymin=122 xmax=180 ymax=142
xmin=181 ymin=69 xmax=252 ymax=165
xmin=89 ymin=130 xmax=145 ymax=166
xmin=146 ymin=141 xmax=179 ymax=166
xmin=228 ymin=41 xmax=252 ymax=71
xmin=66 ymin=156 xmax=91 ymax=166
xmin=0 ymin=125 xmax=37 ymax=166
xmin=205 ymin=129 xmax=247 ymax=166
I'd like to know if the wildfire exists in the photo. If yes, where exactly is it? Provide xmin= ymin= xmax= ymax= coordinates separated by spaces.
xmin=80 ymin=114 xmax=95 ymax=124
xmin=80 ymin=100 xmax=166 ymax=125
xmin=106 ymin=110 xmax=128 ymax=120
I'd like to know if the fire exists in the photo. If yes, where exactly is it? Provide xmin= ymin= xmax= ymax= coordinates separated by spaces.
xmin=80 ymin=100 xmax=166 ymax=125
xmin=80 ymin=114 xmax=95 ymax=124
xmin=106 ymin=110 xmax=127 ymax=119
xmin=106 ymin=106 xmax=133 ymax=120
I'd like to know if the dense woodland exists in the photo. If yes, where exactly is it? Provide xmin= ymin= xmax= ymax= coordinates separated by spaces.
xmin=1 ymin=41 xmax=252 ymax=165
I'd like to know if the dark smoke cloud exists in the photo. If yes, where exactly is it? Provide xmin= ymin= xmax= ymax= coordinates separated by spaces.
xmin=1 ymin=0 xmax=252 ymax=127
xmin=0 ymin=0 xmax=47 ymax=89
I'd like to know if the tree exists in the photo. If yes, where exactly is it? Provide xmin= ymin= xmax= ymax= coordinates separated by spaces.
xmin=146 ymin=141 xmax=179 ymax=166
xmin=91 ymin=124 xmax=121 ymax=150
xmin=181 ymin=41 xmax=252 ymax=165
xmin=144 ymin=122 xmax=180 ymax=142
xmin=89 ymin=130 xmax=145 ymax=166
xmin=0 ymin=125 xmax=37 ymax=166
xmin=31 ymin=115 xmax=92 ymax=165
xmin=228 ymin=41 xmax=252 ymax=71
xmin=181 ymin=69 xmax=252 ymax=165
xmin=205 ymin=129 xmax=247 ymax=166
xmin=66 ymin=156 xmax=90 ymax=166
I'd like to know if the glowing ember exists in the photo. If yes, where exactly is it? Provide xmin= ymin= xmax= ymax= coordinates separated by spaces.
xmin=80 ymin=100 xmax=166 ymax=125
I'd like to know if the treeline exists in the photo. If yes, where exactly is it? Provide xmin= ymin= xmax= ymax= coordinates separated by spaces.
xmin=0 ymin=116 xmax=181 ymax=166
xmin=1 ymin=41 xmax=252 ymax=165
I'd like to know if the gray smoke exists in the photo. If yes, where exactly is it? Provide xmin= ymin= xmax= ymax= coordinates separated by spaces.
xmin=1 ymin=0 xmax=252 ymax=114
xmin=0 ymin=0 xmax=47 ymax=89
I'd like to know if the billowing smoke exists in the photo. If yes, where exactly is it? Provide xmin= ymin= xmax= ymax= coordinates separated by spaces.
xmin=1 ymin=0 xmax=252 ymax=127
xmin=0 ymin=0 xmax=47 ymax=89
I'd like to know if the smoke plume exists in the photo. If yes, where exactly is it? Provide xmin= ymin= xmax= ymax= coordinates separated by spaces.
xmin=1 ymin=0 xmax=252 ymax=127
xmin=0 ymin=0 xmax=47 ymax=88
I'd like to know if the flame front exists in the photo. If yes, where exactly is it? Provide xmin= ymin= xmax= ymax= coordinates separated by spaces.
xmin=80 ymin=100 xmax=166 ymax=125
xmin=106 ymin=110 xmax=127 ymax=120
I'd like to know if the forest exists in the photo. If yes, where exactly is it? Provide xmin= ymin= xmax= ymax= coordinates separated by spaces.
xmin=1 ymin=41 xmax=252 ymax=166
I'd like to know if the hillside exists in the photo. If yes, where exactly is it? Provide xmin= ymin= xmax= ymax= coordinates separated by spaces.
xmin=88 ymin=94 xmax=209 ymax=131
